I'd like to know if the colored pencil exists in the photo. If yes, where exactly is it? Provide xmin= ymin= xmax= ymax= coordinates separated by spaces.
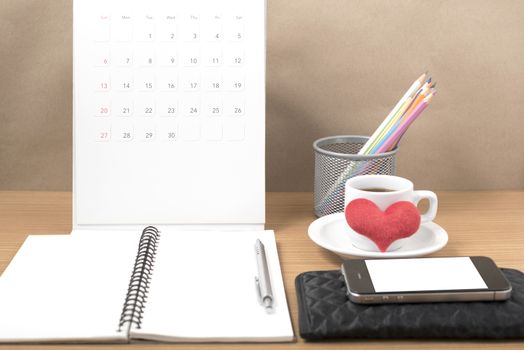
xmin=359 ymin=72 xmax=427 ymax=155
xmin=376 ymin=93 xmax=434 ymax=153
xmin=317 ymin=73 xmax=436 ymax=213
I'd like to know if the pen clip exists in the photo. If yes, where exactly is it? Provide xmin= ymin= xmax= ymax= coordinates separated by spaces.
xmin=254 ymin=276 xmax=262 ymax=304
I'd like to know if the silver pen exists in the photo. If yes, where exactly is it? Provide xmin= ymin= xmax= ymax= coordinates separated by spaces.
xmin=255 ymin=239 xmax=274 ymax=308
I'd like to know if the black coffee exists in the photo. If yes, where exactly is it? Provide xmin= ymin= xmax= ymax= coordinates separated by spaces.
xmin=360 ymin=187 xmax=396 ymax=192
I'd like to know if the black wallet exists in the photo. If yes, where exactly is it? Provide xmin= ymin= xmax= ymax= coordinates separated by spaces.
xmin=295 ymin=268 xmax=524 ymax=340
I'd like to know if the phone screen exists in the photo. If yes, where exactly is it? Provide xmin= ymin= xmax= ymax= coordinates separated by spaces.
xmin=365 ymin=257 xmax=488 ymax=292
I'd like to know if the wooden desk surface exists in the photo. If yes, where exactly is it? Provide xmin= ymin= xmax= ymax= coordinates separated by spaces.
xmin=0 ymin=191 xmax=523 ymax=349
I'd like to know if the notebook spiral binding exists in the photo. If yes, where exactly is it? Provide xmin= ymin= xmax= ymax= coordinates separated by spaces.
xmin=118 ymin=226 xmax=160 ymax=332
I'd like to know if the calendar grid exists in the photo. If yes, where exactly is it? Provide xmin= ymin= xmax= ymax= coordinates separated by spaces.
xmin=92 ymin=10 xmax=247 ymax=143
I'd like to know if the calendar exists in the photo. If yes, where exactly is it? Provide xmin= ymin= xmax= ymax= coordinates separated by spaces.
xmin=73 ymin=0 xmax=265 ymax=226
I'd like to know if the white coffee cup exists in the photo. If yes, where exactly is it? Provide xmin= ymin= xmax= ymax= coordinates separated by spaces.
xmin=344 ymin=175 xmax=438 ymax=252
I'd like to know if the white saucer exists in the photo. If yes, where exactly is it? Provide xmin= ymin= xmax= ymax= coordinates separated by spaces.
xmin=308 ymin=213 xmax=448 ymax=259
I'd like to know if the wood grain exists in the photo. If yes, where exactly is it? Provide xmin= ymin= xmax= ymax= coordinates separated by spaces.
xmin=0 ymin=191 xmax=523 ymax=349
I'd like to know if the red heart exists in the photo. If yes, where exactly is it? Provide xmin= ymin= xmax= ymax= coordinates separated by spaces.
xmin=345 ymin=199 xmax=421 ymax=252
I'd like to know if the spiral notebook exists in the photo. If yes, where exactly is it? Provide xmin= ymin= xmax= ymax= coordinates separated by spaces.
xmin=0 ymin=228 xmax=293 ymax=343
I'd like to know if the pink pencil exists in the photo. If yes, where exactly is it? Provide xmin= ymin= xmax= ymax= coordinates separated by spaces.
xmin=376 ymin=94 xmax=434 ymax=153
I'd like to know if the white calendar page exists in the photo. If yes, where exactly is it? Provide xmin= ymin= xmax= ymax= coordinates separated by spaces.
xmin=73 ymin=0 xmax=265 ymax=226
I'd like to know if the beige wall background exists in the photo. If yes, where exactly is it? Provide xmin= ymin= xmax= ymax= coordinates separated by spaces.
xmin=1 ymin=0 xmax=523 ymax=191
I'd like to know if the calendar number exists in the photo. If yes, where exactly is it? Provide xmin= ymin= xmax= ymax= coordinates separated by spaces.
xmin=94 ymin=50 xmax=110 ymax=67
xmin=113 ymin=126 xmax=134 ymax=141
xmin=136 ymin=100 xmax=155 ymax=117
xmin=113 ymin=47 xmax=133 ymax=66
xmin=158 ymin=101 xmax=178 ymax=117
xmin=183 ymin=24 xmax=200 ymax=42
xmin=182 ymin=98 xmax=201 ymax=116
xmin=207 ymin=21 xmax=222 ymax=42
xmin=160 ymin=126 xmax=178 ymax=141
xmin=229 ymin=20 xmax=244 ymax=42
xmin=136 ymin=100 xmax=156 ymax=116
xmin=137 ymin=52 xmax=155 ymax=66
xmin=204 ymin=49 xmax=222 ymax=67
xmin=227 ymin=76 xmax=244 ymax=90
xmin=183 ymin=75 xmax=200 ymax=90
xmin=226 ymin=100 xmax=245 ymax=116
xmin=138 ymin=19 xmax=156 ymax=42
xmin=206 ymin=76 xmax=222 ymax=91
xmin=94 ymin=100 xmax=111 ymax=117
xmin=183 ymin=50 xmax=200 ymax=66
xmin=137 ymin=127 xmax=156 ymax=141
xmin=114 ymin=99 xmax=133 ymax=117
xmin=95 ymin=128 xmax=111 ymax=141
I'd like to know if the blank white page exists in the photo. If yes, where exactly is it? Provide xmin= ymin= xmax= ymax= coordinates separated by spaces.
xmin=0 ymin=233 xmax=140 ymax=343
xmin=131 ymin=230 xmax=294 ymax=342
xmin=0 ymin=235 xmax=70 ymax=283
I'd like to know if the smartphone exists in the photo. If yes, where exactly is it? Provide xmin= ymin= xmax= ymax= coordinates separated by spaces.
xmin=341 ymin=256 xmax=512 ymax=304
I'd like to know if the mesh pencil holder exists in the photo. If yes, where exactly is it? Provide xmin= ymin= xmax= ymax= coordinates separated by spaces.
xmin=313 ymin=135 xmax=398 ymax=217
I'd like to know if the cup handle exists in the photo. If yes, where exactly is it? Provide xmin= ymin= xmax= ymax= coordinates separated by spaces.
xmin=413 ymin=190 xmax=438 ymax=223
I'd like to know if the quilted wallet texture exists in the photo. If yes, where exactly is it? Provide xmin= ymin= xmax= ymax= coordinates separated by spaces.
xmin=295 ymin=268 xmax=524 ymax=341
